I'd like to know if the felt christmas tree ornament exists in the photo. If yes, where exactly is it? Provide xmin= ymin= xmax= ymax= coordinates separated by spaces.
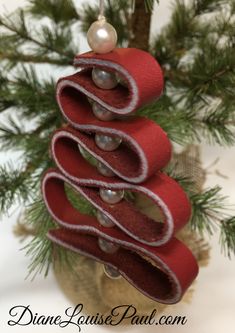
xmin=42 ymin=1 xmax=199 ymax=305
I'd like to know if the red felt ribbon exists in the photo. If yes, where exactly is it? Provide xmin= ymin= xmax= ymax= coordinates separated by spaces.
xmin=42 ymin=48 xmax=199 ymax=304
xmin=42 ymin=169 xmax=198 ymax=304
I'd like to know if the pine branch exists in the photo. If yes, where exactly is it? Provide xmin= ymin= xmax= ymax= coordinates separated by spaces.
xmin=183 ymin=39 xmax=235 ymax=104
xmin=0 ymin=65 xmax=60 ymax=118
xmin=220 ymin=217 xmax=235 ymax=259
xmin=166 ymin=167 xmax=235 ymax=257
xmin=0 ymin=51 xmax=70 ymax=66
xmin=193 ymin=0 xmax=225 ymax=15
xmin=0 ymin=115 xmax=28 ymax=150
xmin=65 ymin=183 xmax=96 ymax=217
xmin=151 ymin=0 xmax=235 ymax=102
xmin=28 ymin=0 xmax=79 ymax=24
xmin=148 ymin=1 xmax=235 ymax=146
xmin=0 ymin=74 xmax=16 ymax=112
xmin=23 ymin=198 xmax=86 ymax=278
xmin=0 ymin=65 xmax=60 ymax=215
xmin=0 ymin=163 xmax=34 ymax=215
xmin=137 ymin=95 xmax=235 ymax=146
xmin=190 ymin=186 xmax=224 ymax=235
xmin=22 ymin=199 xmax=54 ymax=278
xmin=190 ymin=186 xmax=235 ymax=257
xmin=0 ymin=9 xmax=77 ymax=65
xmin=201 ymin=102 xmax=235 ymax=145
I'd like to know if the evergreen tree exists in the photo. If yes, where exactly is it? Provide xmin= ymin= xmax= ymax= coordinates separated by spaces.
xmin=0 ymin=0 xmax=235 ymax=276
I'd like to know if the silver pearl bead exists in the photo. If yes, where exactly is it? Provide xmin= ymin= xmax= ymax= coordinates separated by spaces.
xmin=87 ymin=18 xmax=117 ymax=54
xmin=92 ymin=102 xmax=114 ymax=122
xmin=97 ymin=210 xmax=115 ymax=228
xmin=95 ymin=134 xmax=122 ymax=151
xmin=92 ymin=68 xmax=118 ymax=90
xmin=98 ymin=238 xmax=119 ymax=254
xmin=100 ymin=188 xmax=124 ymax=204
xmin=103 ymin=265 xmax=121 ymax=279
xmin=78 ymin=144 xmax=97 ymax=166
xmin=97 ymin=161 xmax=115 ymax=177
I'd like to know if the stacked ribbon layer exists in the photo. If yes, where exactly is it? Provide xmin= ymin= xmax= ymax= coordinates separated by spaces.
xmin=42 ymin=48 xmax=198 ymax=304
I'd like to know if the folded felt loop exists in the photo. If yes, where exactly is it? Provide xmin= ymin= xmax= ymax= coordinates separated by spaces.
xmin=42 ymin=169 xmax=191 ymax=246
xmin=57 ymin=48 xmax=164 ymax=116
xmin=44 ymin=179 xmax=198 ymax=305
xmin=56 ymin=51 xmax=171 ymax=184
xmin=51 ymin=124 xmax=171 ymax=184
xmin=48 ymin=228 xmax=198 ymax=304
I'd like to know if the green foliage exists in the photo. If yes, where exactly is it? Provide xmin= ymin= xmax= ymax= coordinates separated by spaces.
xmin=150 ymin=0 xmax=235 ymax=146
xmin=23 ymin=198 xmax=79 ymax=278
xmin=23 ymin=199 xmax=54 ymax=278
xmin=220 ymin=217 xmax=235 ymax=259
xmin=0 ymin=0 xmax=235 ymax=276
xmin=0 ymin=7 xmax=78 ymax=66
xmin=138 ymin=97 xmax=235 ymax=146
xmin=28 ymin=0 xmax=79 ymax=23
xmin=166 ymin=168 xmax=235 ymax=259
xmin=190 ymin=186 xmax=228 ymax=235
xmin=65 ymin=184 xmax=96 ymax=216
xmin=0 ymin=163 xmax=33 ymax=214
xmin=190 ymin=186 xmax=235 ymax=258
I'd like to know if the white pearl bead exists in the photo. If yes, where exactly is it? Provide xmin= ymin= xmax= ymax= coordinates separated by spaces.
xmin=95 ymin=134 xmax=122 ymax=151
xmin=78 ymin=144 xmax=97 ymax=166
xmin=97 ymin=161 xmax=115 ymax=177
xmin=92 ymin=102 xmax=114 ymax=121
xmin=98 ymin=238 xmax=119 ymax=254
xmin=103 ymin=265 xmax=121 ymax=279
xmin=87 ymin=19 xmax=117 ymax=54
xmin=97 ymin=210 xmax=115 ymax=228
xmin=92 ymin=68 xmax=118 ymax=90
xmin=99 ymin=188 xmax=124 ymax=204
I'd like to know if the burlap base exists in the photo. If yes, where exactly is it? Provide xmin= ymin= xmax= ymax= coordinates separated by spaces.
xmin=53 ymin=145 xmax=210 ymax=316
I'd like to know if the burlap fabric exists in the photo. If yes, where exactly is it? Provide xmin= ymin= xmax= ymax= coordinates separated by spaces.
xmin=53 ymin=145 xmax=210 ymax=316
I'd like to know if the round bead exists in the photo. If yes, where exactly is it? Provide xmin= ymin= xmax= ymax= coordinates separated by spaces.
xmin=103 ymin=265 xmax=121 ymax=279
xmin=98 ymin=238 xmax=119 ymax=254
xmin=95 ymin=134 xmax=122 ymax=151
xmin=92 ymin=102 xmax=114 ymax=121
xmin=78 ymin=144 xmax=97 ymax=166
xmin=97 ymin=161 xmax=115 ymax=177
xmin=92 ymin=68 xmax=118 ymax=90
xmin=87 ymin=19 xmax=117 ymax=54
xmin=97 ymin=210 xmax=115 ymax=228
xmin=99 ymin=188 xmax=124 ymax=204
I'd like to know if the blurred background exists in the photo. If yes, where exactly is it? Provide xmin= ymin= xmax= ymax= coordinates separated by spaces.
xmin=0 ymin=1 xmax=235 ymax=332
